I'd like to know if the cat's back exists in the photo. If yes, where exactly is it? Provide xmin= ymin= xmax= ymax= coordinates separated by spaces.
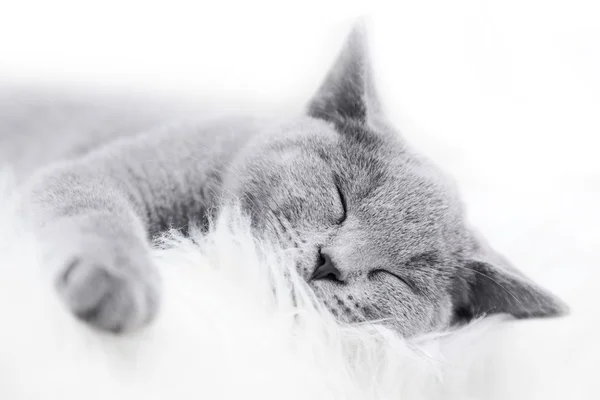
xmin=0 ymin=85 xmax=196 ymax=179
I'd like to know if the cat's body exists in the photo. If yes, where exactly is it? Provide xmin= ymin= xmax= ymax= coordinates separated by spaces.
xmin=1 ymin=24 xmax=566 ymax=336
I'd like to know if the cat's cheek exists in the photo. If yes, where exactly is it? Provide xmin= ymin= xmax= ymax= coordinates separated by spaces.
xmin=308 ymin=281 xmax=360 ymax=322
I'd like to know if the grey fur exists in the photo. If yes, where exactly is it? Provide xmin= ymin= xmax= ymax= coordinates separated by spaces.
xmin=1 ymin=23 xmax=567 ymax=336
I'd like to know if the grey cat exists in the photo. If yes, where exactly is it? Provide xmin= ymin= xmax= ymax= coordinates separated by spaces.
xmin=1 ymin=23 xmax=566 ymax=337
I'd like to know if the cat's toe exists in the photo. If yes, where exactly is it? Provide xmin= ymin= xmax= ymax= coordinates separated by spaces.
xmin=55 ymin=257 xmax=160 ymax=334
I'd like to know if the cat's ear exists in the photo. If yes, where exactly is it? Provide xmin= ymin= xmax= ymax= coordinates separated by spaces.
xmin=307 ymin=21 xmax=382 ymax=124
xmin=453 ymin=230 xmax=568 ymax=322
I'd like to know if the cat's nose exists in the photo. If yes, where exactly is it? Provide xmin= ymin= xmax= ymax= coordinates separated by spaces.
xmin=311 ymin=250 xmax=343 ymax=282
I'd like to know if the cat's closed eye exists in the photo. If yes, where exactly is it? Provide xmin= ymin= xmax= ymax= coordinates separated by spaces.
xmin=334 ymin=179 xmax=347 ymax=224
xmin=368 ymin=269 xmax=416 ymax=292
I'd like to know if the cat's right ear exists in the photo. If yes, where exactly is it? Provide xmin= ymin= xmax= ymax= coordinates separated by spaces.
xmin=453 ymin=230 xmax=569 ymax=322
xmin=307 ymin=21 xmax=382 ymax=125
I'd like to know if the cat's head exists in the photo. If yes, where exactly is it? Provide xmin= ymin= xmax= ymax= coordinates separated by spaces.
xmin=225 ymin=23 xmax=567 ymax=336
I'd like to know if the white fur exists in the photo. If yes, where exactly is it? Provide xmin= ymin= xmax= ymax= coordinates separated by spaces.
xmin=1 ymin=1 xmax=598 ymax=396
xmin=0 ymin=166 xmax=597 ymax=399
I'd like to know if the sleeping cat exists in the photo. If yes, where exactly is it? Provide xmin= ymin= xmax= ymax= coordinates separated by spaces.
xmin=1 ymin=23 xmax=566 ymax=337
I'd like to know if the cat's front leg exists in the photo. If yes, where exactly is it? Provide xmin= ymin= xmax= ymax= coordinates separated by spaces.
xmin=22 ymin=166 xmax=161 ymax=333
xmin=46 ymin=213 xmax=160 ymax=333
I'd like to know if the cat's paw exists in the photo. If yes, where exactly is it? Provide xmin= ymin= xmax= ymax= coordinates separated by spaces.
xmin=54 ymin=253 xmax=160 ymax=334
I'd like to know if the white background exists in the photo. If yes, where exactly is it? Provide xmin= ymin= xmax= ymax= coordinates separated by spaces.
xmin=1 ymin=0 xmax=599 ymax=396
xmin=1 ymin=0 xmax=598 ymax=179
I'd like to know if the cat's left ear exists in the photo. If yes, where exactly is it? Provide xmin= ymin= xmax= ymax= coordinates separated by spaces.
xmin=307 ymin=21 xmax=382 ymax=124
xmin=453 ymin=230 xmax=569 ymax=322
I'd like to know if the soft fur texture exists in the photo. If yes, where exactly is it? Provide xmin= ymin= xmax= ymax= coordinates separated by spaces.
xmin=0 ymin=4 xmax=597 ymax=398
xmin=1 ymin=24 xmax=565 ymax=338
xmin=0 ymin=169 xmax=597 ymax=399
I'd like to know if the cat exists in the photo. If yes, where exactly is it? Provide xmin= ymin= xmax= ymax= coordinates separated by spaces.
xmin=1 ymin=22 xmax=567 ymax=337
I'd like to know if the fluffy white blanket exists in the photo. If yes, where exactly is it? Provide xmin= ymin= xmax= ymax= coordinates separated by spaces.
xmin=0 ymin=167 xmax=596 ymax=400
xmin=1 ymin=1 xmax=598 ymax=397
